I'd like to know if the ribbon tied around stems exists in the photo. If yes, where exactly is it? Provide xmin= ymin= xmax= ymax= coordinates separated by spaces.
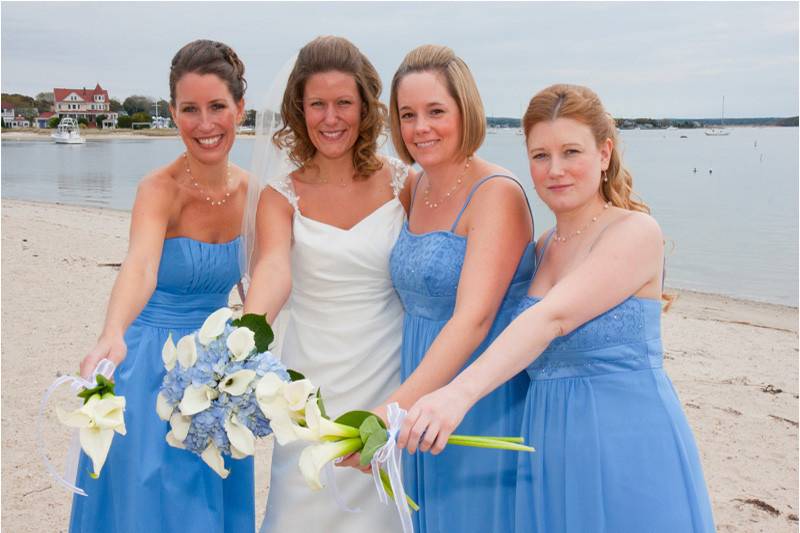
xmin=371 ymin=402 xmax=413 ymax=533
xmin=36 ymin=359 xmax=116 ymax=496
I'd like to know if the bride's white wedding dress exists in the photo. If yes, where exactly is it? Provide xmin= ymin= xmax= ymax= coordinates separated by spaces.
xmin=259 ymin=157 xmax=408 ymax=533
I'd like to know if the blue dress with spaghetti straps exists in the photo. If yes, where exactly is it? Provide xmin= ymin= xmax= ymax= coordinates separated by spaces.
xmin=69 ymin=237 xmax=254 ymax=533
xmin=513 ymin=232 xmax=715 ymax=532
xmin=389 ymin=174 xmax=535 ymax=533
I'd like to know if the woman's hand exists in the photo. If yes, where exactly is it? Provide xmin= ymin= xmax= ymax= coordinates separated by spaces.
xmin=398 ymin=384 xmax=472 ymax=455
xmin=80 ymin=334 xmax=127 ymax=380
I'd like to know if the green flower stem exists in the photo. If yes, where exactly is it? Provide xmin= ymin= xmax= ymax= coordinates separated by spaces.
xmin=447 ymin=435 xmax=535 ymax=453
xmin=379 ymin=468 xmax=420 ymax=512
xmin=449 ymin=435 xmax=525 ymax=443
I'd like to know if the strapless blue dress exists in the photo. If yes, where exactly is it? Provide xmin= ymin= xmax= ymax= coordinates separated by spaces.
xmin=69 ymin=237 xmax=254 ymax=533
xmin=513 ymin=290 xmax=715 ymax=530
xmin=390 ymin=175 xmax=534 ymax=533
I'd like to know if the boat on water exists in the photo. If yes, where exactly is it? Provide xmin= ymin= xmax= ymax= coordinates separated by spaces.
xmin=51 ymin=118 xmax=86 ymax=144
xmin=705 ymin=96 xmax=731 ymax=136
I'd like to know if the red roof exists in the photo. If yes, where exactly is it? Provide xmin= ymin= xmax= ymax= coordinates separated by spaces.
xmin=54 ymin=83 xmax=109 ymax=103
xmin=38 ymin=111 xmax=56 ymax=119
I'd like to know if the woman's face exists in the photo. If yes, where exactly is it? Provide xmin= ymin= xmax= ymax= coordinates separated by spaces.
xmin=302 ymin=71 xmax=363 ymax=161
xmin=396 ymin=71 xmax=462 ymax=169
xmin=526 ymin=117 xmax=611 ymax=213
xmin=171 ymin=72 xmax=243 ymax=165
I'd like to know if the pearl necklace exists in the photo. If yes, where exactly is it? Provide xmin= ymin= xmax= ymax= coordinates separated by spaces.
xmin=423 ymin=156 xmax=472 ymax=209
xmin=554 ymin=202 xmax=611 ymax=243
xmin=183 ymin=153 xmax=233 ymax=207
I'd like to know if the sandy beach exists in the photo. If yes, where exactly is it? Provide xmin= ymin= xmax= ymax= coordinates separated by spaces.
xmin=1 ymin=199 xmax=797 ymax=532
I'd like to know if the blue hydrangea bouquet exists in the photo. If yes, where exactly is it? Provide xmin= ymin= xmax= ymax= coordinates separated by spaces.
xmin=156 ymin=307 xmax=289 ymax=477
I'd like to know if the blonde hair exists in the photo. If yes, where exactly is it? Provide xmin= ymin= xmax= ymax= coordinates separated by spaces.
xmin=273 ymin=36 xmax=385 ymax=179
xmin=523 ymin=84 xmax=649 ymax=213
xmin=389 ymin=45 xmax=486 ymax=164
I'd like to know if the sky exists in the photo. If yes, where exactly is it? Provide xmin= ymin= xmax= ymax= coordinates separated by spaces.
xmin=1 ymin=1 xmax=798 ymax=119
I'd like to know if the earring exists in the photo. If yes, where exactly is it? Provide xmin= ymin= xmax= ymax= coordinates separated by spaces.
xmin=602 ymin=171 xmax=609 ymax=183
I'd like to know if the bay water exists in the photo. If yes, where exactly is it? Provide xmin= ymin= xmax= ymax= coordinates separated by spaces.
xmin=2 ymin=127 xmax=797 ymax=306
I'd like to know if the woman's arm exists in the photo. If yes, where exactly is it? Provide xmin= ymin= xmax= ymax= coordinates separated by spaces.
xmin=79 ymin=175 xmax=174 ymax=378
xmin=398 ymin=211 xmax=664 ymax=453
xmin=242 ymin=187 xmax=294 ymax=322
xmin=384 ymin=178 xmax=533 ymax=411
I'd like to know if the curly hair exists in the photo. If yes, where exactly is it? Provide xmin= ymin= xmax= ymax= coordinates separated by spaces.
xmin=273 ymin=36 xmax=386 ymax=179
xmin=522 ymin=84 xmax=649 ymax=214
xmin=389 ymin=44 xmax=486 ymax=165
xmin=169 ymin=40 xmax=246 ymax=104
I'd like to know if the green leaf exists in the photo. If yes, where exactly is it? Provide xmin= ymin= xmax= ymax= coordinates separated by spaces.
xmin=360 ymin=430 xmax=388 ymax=466
xmin=287 ymin=369 xmax=305 ymax=382
xmin=77 ymin=374 xmax=116 ymax=404
xmin=334 ymin=410 xmax=387 ymax=430
xmin=232 ymin=313 xmax=274 ymax=352
xmin=316 ymin=389 xmax=328 ymax=419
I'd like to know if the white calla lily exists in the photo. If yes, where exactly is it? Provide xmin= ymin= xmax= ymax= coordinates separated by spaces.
xmin=258 ymin=396 xmax=300 ymax=445
xmin=282 ymin=379 xmax=315 ymax=412
xmin=298 ymin=439 xmax=363 ymax=491
xmin=166 ymin=430 xmax=186 ymax=449
xmin=162 ymin=333 xmax=177 ymax=371
xmin=198 ymin=307 xmax=233 ymax=346
xmin=179 ymin=384 xmax=215 ymax=416
xmin=226 ymin=327 xmax=256 ymax=361
xmin=56 ymin=394 xmax=126 ymax=476
xmin=200 ymin=442 xmax=230 ymax=478
xmin=225 ymin=416 xmax=255 ymax=457
xmin=219 ymin=369 xmax=257 ymax=396
xmin=304 ymin=396 xmax=359 ymax=440
xmin=156 ymin=392 xmax=175 ymax=421
xmin=176 ymin=334 xmax=198 ymax=369
xmin=255 ymin=372 xmax=285 ymax=401
xmin=169 ymin=411 xmax=192 ymax=442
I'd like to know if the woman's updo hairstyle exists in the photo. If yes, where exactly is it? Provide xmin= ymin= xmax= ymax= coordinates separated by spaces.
xmin=523 ymin=84 xmax=648 ymax=213
xmin=169 ymin=39 xmax=247 ymax=104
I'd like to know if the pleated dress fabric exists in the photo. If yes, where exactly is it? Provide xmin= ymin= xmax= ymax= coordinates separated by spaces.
xmin=259 ymin=157 xmax=409 ymax=533
xmin=514 ymin=233 xmax=716 ymax=532
xmin=389 ymin=174 xmax=535 ymax=533
xmin=70 ymin=236 xmax=254 ymax=533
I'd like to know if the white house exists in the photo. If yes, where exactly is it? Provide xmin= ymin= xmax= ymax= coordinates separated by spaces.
xmin=54 ymin=83 xmax=113 ymax=125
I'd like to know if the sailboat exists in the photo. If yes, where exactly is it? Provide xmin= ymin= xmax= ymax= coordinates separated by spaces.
xmin=705 ymin=96 xmax=731 ymax=136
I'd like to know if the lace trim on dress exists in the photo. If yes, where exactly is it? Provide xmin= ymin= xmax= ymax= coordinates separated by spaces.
xmin=269 ymin=176 xmax=299 ymax=211
xmin=386 ymin=157 xmax=410 ymax=198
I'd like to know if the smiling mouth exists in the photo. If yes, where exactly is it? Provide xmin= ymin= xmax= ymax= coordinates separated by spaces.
xmin=320 ymin=130 xmax=346 ymax=141
xmin=548 ymin=184 xmax=573 ymax=191
xmin=414 ymin=140 xmax=439 ymax=148
xmin=196 ymin=135 xmax=223 ymax=147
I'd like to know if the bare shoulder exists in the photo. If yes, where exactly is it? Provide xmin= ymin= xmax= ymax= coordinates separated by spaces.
xmin=135 ymin=165 xmax=179 ymax=208
xmin=600 ymin=210 xmax=663 ymax=248
xmin=469 ymin=172 xmax=527 ymax=210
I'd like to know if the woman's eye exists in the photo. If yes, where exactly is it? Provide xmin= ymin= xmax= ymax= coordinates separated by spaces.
xmin=181 ymin=106 xmax=196 ymax=113
xmin=565 ymin=149 xmax=580 ymax=156
xmin=400 ymin=112 xmax=414 ymax=120
xmin=337 ymin=100 xmax=352 ymax=106
xmin=430 ymin=108 xmax=444 ymax=116
xmin=212 ymin=103 xmax=227 ymax=110
xmin=309 ymin=101 xmax=323 ymax=108
xmin=532 ymin=153 xmax=548 ymax=160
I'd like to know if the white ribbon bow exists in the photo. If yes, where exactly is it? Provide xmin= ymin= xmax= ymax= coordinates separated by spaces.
xmin=371 ymin=402 xmax=413 ymax=533
xmin=37 ymin=359 xmax=116 ymax=496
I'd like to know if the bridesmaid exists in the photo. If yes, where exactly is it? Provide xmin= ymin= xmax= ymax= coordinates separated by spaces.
xmin=381 ymin=45 xmax=535 ymax=533
xmin=399 ymin=84 xmax=716 ymax=532
xmin=73 ymin=40 xmax=253 ymax=532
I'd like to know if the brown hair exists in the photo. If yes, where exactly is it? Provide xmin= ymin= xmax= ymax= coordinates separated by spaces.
xmin=273 ymin=36 xmax=385 ymax=179
xmin=389 ymin=45 xmax=486 ymax=165
xmin=169 ymin=40 xmax=246 ymax=104
xmin=523 ymin=84 xmax=649 ymax=213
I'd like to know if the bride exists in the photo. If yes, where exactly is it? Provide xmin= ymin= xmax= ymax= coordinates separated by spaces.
xmin=241 ymin=36 xmax=411 ymax=533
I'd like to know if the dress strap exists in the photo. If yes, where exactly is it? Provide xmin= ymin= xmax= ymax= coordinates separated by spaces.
xmin=408 ymin=171 xmax=425 ymax=217
xmin=386 ymin=157 xmax=410 ymax=198
xmin=268 ymin=175 xmax=299 ymax=212
xmin=450 ymin=174 xmax=534 ymax=233
xmin=531 ymin=229 xmax=555 ymax=280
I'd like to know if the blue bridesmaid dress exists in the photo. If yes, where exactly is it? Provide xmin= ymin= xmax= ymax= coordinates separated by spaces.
xmin=69 ymin=237 xmax=254 ymax=533
xmin=514 ymin=232 xmax=715 ymax=532
xmin=390 ymin=174 xmax=535 ymax=533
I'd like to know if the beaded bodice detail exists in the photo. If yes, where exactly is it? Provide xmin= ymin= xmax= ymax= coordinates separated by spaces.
xmin=513 ymin=295 xmax=663 ymax=379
